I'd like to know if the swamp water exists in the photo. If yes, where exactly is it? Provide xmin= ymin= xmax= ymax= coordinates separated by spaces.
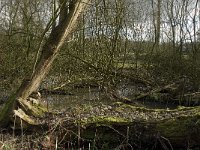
xmin=42 ymin=83 xmax=178 ymax=110
xmin=0 ymin=82 xmax=178 ymax=110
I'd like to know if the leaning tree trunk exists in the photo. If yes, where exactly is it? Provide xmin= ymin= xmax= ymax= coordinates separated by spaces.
xmin=0 ymin=0 xmax=91 ymax=127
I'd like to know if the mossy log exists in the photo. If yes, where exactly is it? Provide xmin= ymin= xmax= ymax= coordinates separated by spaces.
xmin=80 ymin=116 xmax=200 ymax=149
xmin=0 ymin=95 xmax=49 ymax=128
xmin=58 ymin=104 xmax=200 ymax=149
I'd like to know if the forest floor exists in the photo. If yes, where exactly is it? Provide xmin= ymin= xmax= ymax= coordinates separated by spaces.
xmin=0 ymin=73 xmax=200 ymax=149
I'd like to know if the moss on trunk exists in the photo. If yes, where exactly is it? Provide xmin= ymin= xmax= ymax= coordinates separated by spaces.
xmin=69 ymin=105 xmax=200 ymax=149
xmin=0 ymin=96 xmax=49 ymax=128
xmin=0 ymin=94 xmax=17 ymax=127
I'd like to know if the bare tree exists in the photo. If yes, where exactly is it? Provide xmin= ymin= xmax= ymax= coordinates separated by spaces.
xmin=155 ymin=0 xmax=161 ymax=47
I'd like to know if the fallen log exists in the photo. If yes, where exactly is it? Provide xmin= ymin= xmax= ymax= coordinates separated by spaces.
xmin=119 ymin=83 xmax=200 ymax=107
xmin=1 ymin=102 xmax=199 ymax=149
xmin=104 ymin=83 xmax=179 ymax=105
xmin=39 ymin=88 xmax=73 ymax=95
xmin=47 ymin=103 xmax=200 ymax=149
xmin=134 ymin=83 xmax=178 ymax=100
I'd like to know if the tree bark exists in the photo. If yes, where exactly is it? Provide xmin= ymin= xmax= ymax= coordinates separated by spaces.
xmin=0 ymin=0 xmax=91 ymax=127
xmin=60 ymin=105 xmax=200 ymax=149
xmin=79 ymin=114 xmax=200 ymax=149
xmin=155 ymin=0 xmax=161 ymax=46
xmin=40 ymin=104 xmax=200 ymax=149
